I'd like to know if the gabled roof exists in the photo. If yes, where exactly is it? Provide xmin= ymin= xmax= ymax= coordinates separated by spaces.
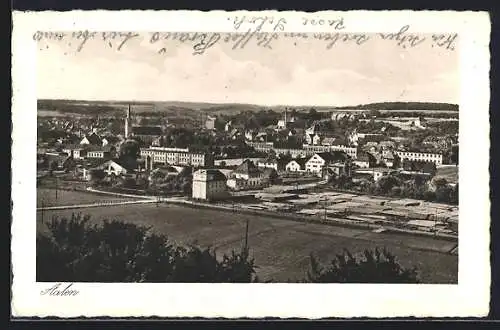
xmin=82 ymin=133 xmax=102 ymax=145
xmin=102 ymin=136 xmax=121 ymax=144
xmin=102 ymin=159 xmax=136 ymax=171
xmin=287 ymin=158 xmax=307 ymax=168
xmin=132 ymin=126 xmax=163 ymax=136
xmin=195 ymin=169 xmax=227 ymax=181
xmin=356 ymin=151 xmax=371 ymax=162
xmin=86 ymin=145 xmax=115 ymax=152
xmin=234 ymin=159 xmax=260 ymax=176
xmin=313 ymin=151 xmax=349 ymax=163
xmin=62 ymin=144 xmax=87 ymax=150
xmin=384 ymin=151 xmax=395 ymax=160
xmin=321 ymin=137 xmax=336 ymax=145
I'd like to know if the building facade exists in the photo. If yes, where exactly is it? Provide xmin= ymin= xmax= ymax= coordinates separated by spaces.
xmin=285 ymin=159 xmax=307 ymax=172
xmin=246 ymin=142 xmax=357 ymax=159
xmin=140 ymin=147 xmax=214 ymax=167
xmin=395 ymin=150 xmax=443 ymax=166
xmin=192 ymin=169 xmax=228 ymax=201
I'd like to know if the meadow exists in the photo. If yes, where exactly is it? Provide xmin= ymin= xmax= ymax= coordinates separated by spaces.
xmin=37 ymin=188 xmax=140 ymax=207
xmin=37 ymin=203 xmax=458 ymax=283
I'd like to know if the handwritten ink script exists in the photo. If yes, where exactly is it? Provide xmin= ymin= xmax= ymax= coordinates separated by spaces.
xmin=40 ymin=283 xmax=79 ymax=296
xmin=33 ymin=16 xmax=458 ymax=55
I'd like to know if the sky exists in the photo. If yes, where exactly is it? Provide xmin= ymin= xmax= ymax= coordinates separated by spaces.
xmin=36 ymin=32 xmax=459 ymax=107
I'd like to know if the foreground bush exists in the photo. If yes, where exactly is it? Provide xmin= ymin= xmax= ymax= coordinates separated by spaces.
xmin=37 ymin=214 xmax=420 ymax=283
xmin=37 ymin=214 xmax=257 ymax=283
xmin=306 ymin=248 xmax=419 ymax=283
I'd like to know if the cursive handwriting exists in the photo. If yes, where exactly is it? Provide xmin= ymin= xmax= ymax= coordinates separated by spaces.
xmin=34 ymin=23 xmax=458 ymax=56
xmin=34 ymin=30 xmax=139 ymax=52
xmin=40 ymin=283 xmax=79 ymax=296
xmin=302 ymin=17 xmax=345 ymax=29
xmin=229 ymin=15 xmax=287 ymax=33
xmin=379 ymin=25 xmax=426 ymax=49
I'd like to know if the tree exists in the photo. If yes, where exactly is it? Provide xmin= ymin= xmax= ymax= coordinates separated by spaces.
xmin=119 ymin=139 xmax=140 ymax=160
xmin=37 ymin=214 xmax=258 ymax=283
xmin=423 ymin=190 xmax=436 ymax=202
xmin=88 ymin=169 xmax=106 ymax=186
xmin=375 ymin=175 xmax=401 ymax=195
xmin=435 ymin=185 xmax=453 ymax=203
xmin=49 ymin=160 xmax=59 ymax=173
xmin=307 ymin=248 xmax=419 ymax=283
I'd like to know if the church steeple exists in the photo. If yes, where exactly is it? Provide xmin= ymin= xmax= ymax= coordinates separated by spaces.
xmin=125 ymin=104 xmax=131 ymax=138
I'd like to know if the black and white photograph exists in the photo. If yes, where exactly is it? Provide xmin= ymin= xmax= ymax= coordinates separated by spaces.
xmin=12 ymin=10 xmax=490 ymax=318
xmin=35 ymin=29 xmax=461 ymax=285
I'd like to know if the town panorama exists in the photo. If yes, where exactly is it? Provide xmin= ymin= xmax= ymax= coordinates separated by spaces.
xmin=37 ymin=99 xmax=459 ymax=283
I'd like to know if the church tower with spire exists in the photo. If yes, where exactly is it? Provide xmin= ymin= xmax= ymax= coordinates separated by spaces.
xmin=125 ymin=104 xmax=131 ymax=138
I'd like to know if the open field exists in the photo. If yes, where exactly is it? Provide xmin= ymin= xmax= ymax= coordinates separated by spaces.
xmin=37 ymin=203 xmax=458 ymax=283
xmin=436 ymin=166 xmax=459 ymax=184
xmin=37 ymin=188 xmax=140 ymax=207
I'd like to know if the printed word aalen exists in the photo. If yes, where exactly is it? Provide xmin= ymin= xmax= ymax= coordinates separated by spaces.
xmin=40 ymin=283 xmax=79 ymax=296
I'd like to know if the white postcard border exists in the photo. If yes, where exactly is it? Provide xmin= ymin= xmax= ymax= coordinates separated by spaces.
xmin=11 ymin=10 xmax=491 ymax=318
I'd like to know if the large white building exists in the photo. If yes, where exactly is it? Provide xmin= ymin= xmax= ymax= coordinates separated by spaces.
xmin=192 ymin=169 xmax=228 ymax=201
xmin=395 ymin=150 xmax=443 ymax=166
xmin=140 ymin=147 xmax=214 ymax=167
xmin=246 ymin=142 xmax=357 ymax=159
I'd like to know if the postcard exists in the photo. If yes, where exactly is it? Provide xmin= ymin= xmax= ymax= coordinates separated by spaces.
xmin=11 ymin=10 xmax=490 ymax=318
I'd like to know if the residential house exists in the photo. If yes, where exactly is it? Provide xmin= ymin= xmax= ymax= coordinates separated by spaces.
xmin=383 ymin=151 xmax=396 ymax=168
xmin=61 ymin=144 xmax=88 ymax=160
xmin=80 ymin=132 xmax=102 ymax=146
xmin=354 ymin=168 xmax=394 ymax=182
xmin=101 ymin=136 xmax=121 ymax=147
xmin=227 ymin=159 xmax=266 ymax=190
xmin=363 ymin=141 xmax=379 ymax=153
xmin=100 ymin=159 xmax=133 ymax=176
xmin=232 ymin=159 xmax=261 ymax=180
xmin=192 ymin=169 xmax=228 ymax=201
xmin=205 ymin=116 xmax=216 ymax=130
xmin=285 ymin=158 xmax=307 ymax=172
xmin=305 ymin=151 xmax=349 ymax=176
xmin=229 ymin=128 xmax=242 ymax=140
xmin=149 ymin=165 xmax=187 ymax=182
xmin=225 ymin=121 xmax=232 ymax=132
xmin=245 ymin=130 xmax=257 ymax=141
xmin=255 ymin=132 xmax=268 ymax=142
xmin=305 ymin=133 xmax=322 ymax=145
xmin=321 ymin=136 xmax=336 ymax=146
xmin=353 ymin=151 xmax=370 ymax=168
xmin=257 ymin=155 xmax=288 ymax=172
xmin=305 ymin=123 xmax=319 ymax=135
xmin=85 ymin=145 xmax=116 ymax=160
xmin=379 ymin=140 xmax=396 ymax=149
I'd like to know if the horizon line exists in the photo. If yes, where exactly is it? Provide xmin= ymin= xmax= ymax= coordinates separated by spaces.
xmin=37 ymin=98 xmax=460 ymax=109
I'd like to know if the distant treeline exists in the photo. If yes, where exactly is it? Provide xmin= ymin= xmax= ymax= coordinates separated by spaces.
xmin=38 ymin=99 xmax=459 ymax=116
xmin=334 ymin=102 xmax=459 ymax=111
xmin=38 ymin=99 xmax=122 ymax=115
